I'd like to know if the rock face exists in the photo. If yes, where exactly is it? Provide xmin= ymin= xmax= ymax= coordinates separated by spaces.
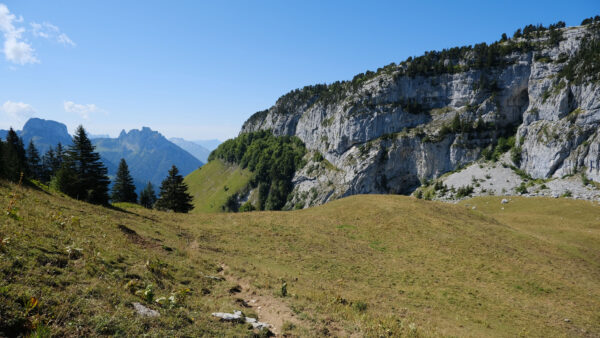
xmin=240 ymin=25 xmax=600 ymax=208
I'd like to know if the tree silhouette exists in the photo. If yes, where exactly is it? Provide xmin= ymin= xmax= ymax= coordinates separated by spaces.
xmin=155 ymin=165 xmax=193 ymax=213
xmin=55 ymin=126 xmax=110 ymax=205
xmin=111 ymin=158 xmax=138 ymax=203
xmin=139 ymin=182 xmax=157 ymax=209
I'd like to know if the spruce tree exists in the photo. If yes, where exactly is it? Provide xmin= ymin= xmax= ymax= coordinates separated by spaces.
xmin=111 ymin=158 xmax=137 ymax=203
xmin=139 ymin=182 xmax=157 ymax=209
xmin=3 ymin=128 xmax=27 ymax=182
xmin=0 ymin=138 xmax=4 ymax=179
xmin=26 ymin=140 xmax=43 ymax=181
xmin=451 ymin=113 xmax=461 ymax=132
xmin=55 ymin=143 xmax=65 ymax=168
xmin=58 ymin=126 xmax=110 ymax=205
xmin=155 ymin=165 xmax=193 ymax=213
xmin=41 ymin=147 xmax=57 ymax=183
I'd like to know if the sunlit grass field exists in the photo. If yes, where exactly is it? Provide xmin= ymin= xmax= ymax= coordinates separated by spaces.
xmin=1 ymin=180 xmax=598 ymax=336
xmin=184 ymin=159 xmax=252 ymax=213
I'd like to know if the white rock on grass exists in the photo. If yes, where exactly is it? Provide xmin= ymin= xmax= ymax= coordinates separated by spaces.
xmin=132 ymin=302 xmax=160 ymax=317
xmin=212 ymin=310 xmax=271 ymax=330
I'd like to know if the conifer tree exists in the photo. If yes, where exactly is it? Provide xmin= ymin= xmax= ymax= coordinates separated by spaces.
xmin=139 ymin=182 xmax=157 ymax=209
xmin=56 ymin=126 xmax=110 ymax=204
xmin=41 ymin=147 xmax=57 ymax=183
xmin=155 ymin=165 xmax=193 ymax=213
xmin=3 ymin=128 xmax=27 ymax=182
xmin=111 ymin=158 xmax=138 ymax=203
xmin=55 ymin=142 xmax=65 ymax=168
xmin=0 ymin=138 xmax=4 ymax=178
xmin=26 ymin=140 xmax=43 ymax=181
xmin=451 ymin=113 xmax=461 ymax=132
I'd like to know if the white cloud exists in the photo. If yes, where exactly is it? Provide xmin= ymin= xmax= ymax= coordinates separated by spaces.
xmin=31 ymin=21 xmax=75 ymax=46
xmin=64 ymin=101 xmax=104 ymax=119
xmin=0 ymin=100 xmax=36 ymax=126
xmin=0 ymin=4 xmax=38 ymax=65
xmin=0 ymin=4 xmax=75 ymax=66
xmin=57 ymin=33 xmax=75 ymax=46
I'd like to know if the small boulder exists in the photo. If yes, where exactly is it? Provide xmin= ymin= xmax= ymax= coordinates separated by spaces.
xmin=133 ymin=302 xmax=160 ymax=317
xmin=501 ymin=199 xmax=509 ymax=204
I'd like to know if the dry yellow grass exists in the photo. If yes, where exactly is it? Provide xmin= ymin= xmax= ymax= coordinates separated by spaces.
xmin=1 ymin=181 xmax=599 ymax=337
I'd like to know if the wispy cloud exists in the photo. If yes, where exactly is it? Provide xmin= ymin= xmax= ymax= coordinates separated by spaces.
xmin=64 ymin=101 xmax=105 ymax=119
xmin=31 ymin=22 xmax=75 ymax=46
xmin=0 ymin=4 xmax=75 ymax=66
xmin=0 ymin=100 xmax=36 ymax=127
xmin=0 ymin=4 xmax=38 ymax=65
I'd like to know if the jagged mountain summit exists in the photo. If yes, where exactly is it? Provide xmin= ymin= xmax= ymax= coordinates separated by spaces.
xmin=93 ymin=127 xmax=203 ymax=190
xmin=237 ymin=22 xmax=600 ymax=208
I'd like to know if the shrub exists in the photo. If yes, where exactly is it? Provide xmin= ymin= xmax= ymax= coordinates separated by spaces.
xmin=456 ymin=185 xmax=474 ymax=198
xmin=516 ymin=183 xmax=528 ymax=194
xmin=353 ymin=301 xmax=368 ymax=312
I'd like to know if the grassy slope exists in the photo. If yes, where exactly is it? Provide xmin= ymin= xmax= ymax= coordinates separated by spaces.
xmin=184 ymin=159 xmax=252 ymax=213
xmin=1 ymin=181 xmax=599 ymax=337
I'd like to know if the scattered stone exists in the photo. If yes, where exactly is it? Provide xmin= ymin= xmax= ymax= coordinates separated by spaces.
xmin=212 ymin=310 xmax=245 ymax=323
xmin=245 ymin=316 xmax=271 ymax=330
xmin=564 ymin=318 xmax=571 ymax=323
xmin=212 ymin=310 xmax=271 ymax=330
xmin=501 ymin=199 xmax=509 ymax=204
xmin=132 ymin=302 xmax=160 ymax=317
xmin=472 ymin=206 xmax=476 ymax=210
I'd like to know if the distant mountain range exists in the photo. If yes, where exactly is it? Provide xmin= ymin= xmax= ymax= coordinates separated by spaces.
xmin=94 ymin=128 xmax=203 ymax=190
xmin=192 ymin=139 xmax=221 ymax=151
xmin=169 ymin=138 xmax=212 ymax=163
xmin=1 ymin=118 xmax=203 ymax=191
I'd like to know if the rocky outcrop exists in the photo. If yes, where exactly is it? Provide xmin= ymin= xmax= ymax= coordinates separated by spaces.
xmin=240 ymin=25 xmax=600 ymax=208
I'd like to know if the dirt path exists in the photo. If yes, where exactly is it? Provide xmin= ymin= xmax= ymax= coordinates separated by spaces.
xmin=218 ymin=264 xmax=307 ymax=336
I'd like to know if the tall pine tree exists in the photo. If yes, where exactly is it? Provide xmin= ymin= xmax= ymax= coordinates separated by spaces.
xmin=111 ymin=158 xmax=137 ymax=203
xmin=41 ymin=147 xmax=57 ymax=183
xmin=3 ymin=128 xmax=27 ymax=182
xmin=55 ymin=143 xmax=65 ymax=168
xmin=26 ymin=140 xmax=43 ymax=181
xmin=0 ymin=138 xmax=4 ymax=178
xmin=55 ymin=126 xmax=110 ymax=205
xmin=139 ymin=182 xmax=157 ymax=209
xmin=155 ymin=165 xmax=193 ymax=213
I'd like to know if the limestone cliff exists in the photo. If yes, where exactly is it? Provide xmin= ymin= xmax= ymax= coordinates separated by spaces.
xmin=240 ymin=24 xmax=600 ymax=208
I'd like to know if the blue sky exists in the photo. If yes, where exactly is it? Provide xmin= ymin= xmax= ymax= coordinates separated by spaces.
xmin=0 ymin=1 xmax=598 ymax=140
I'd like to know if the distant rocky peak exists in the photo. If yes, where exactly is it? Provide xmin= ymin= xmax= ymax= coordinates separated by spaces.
xmin=22 ymin=118 xmax=69 ymax=136
xmin=118 ymin=127 xmax=163 ymax=141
